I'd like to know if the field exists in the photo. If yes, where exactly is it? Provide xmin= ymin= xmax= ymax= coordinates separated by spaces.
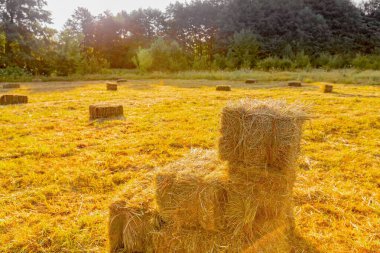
xmin=0 ymin=79 xmax=379 ymax=252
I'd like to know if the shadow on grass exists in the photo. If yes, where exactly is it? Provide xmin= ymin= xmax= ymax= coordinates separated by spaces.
xmin=334 ymin=92 xmax=379 ymax=98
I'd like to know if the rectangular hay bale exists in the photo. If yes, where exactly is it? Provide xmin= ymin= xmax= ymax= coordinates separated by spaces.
xmin=225 ymin=168 xmax=295 ymax=240
xmin=3 ymin=83 xmax=20 ymax=89
xmin=288 ymin=81 xmax=302 ymax=87
xmin=245 ymin=79 xmax=257 ymax=84
xmin=109 ymin=174 xmax=159 ymax=253
xmin=219 ymin=99 xmax=308 ymax=170
xmin=89 ymin=104 xmax=124 ymax=120
xmin=107 ymin=83 xmax=118 ymax=91
xmin=321 ymin=84 xmax=333 ymax=93
xmin=155 ymin=149 xmax=228 ymax=232
xmin=0 ymin=95 xmax=28 ymax=105
xmin=216 ymin=85 xmax=232 ymax=91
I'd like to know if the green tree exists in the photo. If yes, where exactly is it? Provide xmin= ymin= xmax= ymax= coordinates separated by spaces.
xmin=0 ymin=0 xmax=52 ymax=70
xmin=226 ymin=30 xmax=261 ymax=69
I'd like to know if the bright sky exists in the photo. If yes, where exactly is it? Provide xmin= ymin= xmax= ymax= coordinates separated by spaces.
xmin=47 ymin=0 xmax=185 ymax=30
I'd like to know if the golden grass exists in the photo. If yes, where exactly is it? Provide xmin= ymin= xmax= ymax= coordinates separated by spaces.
xmin=0 ymin=80 xmax=379 ymax=252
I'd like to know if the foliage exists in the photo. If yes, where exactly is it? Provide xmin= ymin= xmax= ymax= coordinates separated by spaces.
xmin=133 ymin=47 xmax=153 ymax=72
xmin=148 ymin=38 xmax=188 ymax=71
xmin=257 ymin=57 xmax=293 ymax=71
xmin=0 ymin=66 xmax=30 ymax=81
xmin=226 ymin=30 xmax=261 ymax=69
xmin=352 ymin=54 xmax=380 ymax=69
xmin=1 ymin=0 xmax=380 ymax=75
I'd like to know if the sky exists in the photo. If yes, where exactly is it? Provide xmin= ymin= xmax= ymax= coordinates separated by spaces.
xmin=46 ymin=0 xmax=185 ymax=30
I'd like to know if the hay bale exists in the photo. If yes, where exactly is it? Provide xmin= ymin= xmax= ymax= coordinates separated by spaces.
xmin=288 ymin=81 xmax=302 ymax=87
xmin=225 ymin=167 xmax=295 ymax=245
xmin=219 ymin=99 xmax=308 ymax=170
xmin=245 ymin=79 xmax=257 ymax=84
xmin=107 ymin=83 xmax=118 ymax=91
xmin=321 ymin=84 xmax=333 ymax=93
xmin=154 ymin=150 xmax=295 ymax=252
xmin=216 ymin=85 xmax=232 ymax=91
xmin=109 ymin=174 xmax=160 ymax=253
xmin=0 ymin=95 xmax=28 ymax=105
xmin=89 ymin=104 xmax=123 ymax=120
xmin=152 ymin=226 xmax=227 ymax=253
xmin=116 ymin=79 xmax=127 ymax=83
xmin=155 ymin=149 xmax=228 ymax=231
xmin=3 ymin=83 xmax=20 ymax=89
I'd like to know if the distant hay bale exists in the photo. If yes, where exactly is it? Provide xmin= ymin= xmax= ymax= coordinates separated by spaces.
xmin=321 ymin=84 xmax=333 ymax=93
xmin=106 ymin=83 xmax=118 ymax=91
xmin=219 ymin=99 xmax=308 ymax=169
xmin=116 ymin=79 xmax=127 ymax=83
xmin=109 ymin=174 xmax=160 ymax=253
xmin=216 ymin=85 xmax=232 ymax=91
xmin=245 ymin=79 xmax=257 ymax=84
xmin=89 ymin=104 xmax=123 ymax=120
xmin=288 ymin=81 xmax=302 ymax=87
xmin=3 ymin=83 xmax=20 ymax=89
xmin=155 ymin=149 xmax=228 ymax=231
xmin=0 ymin=95 xmax=28 ymax=105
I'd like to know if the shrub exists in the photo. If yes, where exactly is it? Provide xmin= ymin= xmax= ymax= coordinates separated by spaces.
xmin=352 ymin=54 xmax=380 ymax=70
xmin=149 ymin=38 xmax=188 ymax=72
xmin=211 ymin=54 xmax=227 ymax=70
xmin=132 ymin=48 xmax=153 ymax=72
xmin=0 ymin=66 xmax=31 ymax=81
xmin=257 ymin=57 xmax=293 ymax=70
xmin=226 ymin=30 xmax=261 ymax=69
xmin=292 ymin=51 xmax=311 ymax=69
xmin=193 ymin=55 xmax=210 ymax=70
xmin=313 ymin=53 xmax=351 ymax=69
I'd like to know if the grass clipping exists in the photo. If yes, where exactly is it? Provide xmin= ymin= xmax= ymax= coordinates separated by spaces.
xmin=109 ymin=99 xmax=308 ymax=253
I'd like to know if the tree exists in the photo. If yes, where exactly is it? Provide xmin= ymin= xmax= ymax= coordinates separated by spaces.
xmin=0 ymin=0 xmax=52 ymax=70
xmin=226 ymin=30 xmax=261 ymax=69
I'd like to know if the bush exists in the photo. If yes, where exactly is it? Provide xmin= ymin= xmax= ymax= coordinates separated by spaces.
xmin=352 ymin=54 xmax=380 ymax=70
xmin=0 ymin=66 xmax=31 ymax=81
xmin=76 ymin=48 xmax=110 ymax=75
xmin=313 ymin=53 xmax=351 ymax=69
xmin=226 ymin=30 xmax=261 ymax=69
xmin=149 ymin=38 xmax=188 ymax=71
xmin=211 ymin=54 xmax=227 ymax=70
xmin=132 ymin=48 xmax=154 ymax=72
xmin=292 ymin=51 xmax=311 ymax=69
xmin=257 ymin=57 xmax=293 ymax=70
xmin=193 ymin=55 xmax=210 ymax=70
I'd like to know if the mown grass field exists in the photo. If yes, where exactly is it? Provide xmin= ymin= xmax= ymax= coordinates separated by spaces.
xmin=0 ymin=79 xmax=379 ymax=252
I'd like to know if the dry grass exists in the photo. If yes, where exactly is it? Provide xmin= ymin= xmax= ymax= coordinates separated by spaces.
xmin=0 ymin=80 xmax=379 ymax=252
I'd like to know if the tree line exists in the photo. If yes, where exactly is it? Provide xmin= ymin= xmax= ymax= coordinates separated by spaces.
xmin=1 ymin=0 xmax=380 ymax=76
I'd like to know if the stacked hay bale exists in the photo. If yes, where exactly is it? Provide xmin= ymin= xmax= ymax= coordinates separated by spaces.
xmin=0 ymin=95 xmax=28 ymax=105
xmin=108 ymin=99 xmax=308 ymax=253
xmin=153 ymin=150 xmax=230 ymax=252
xmin=219 ymin=99 xmax=307 ymax=251
xmin=109 ymin=173 xmax=160 ymax=253
xmin=89 ymin=104 xmax=124 ymax=120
